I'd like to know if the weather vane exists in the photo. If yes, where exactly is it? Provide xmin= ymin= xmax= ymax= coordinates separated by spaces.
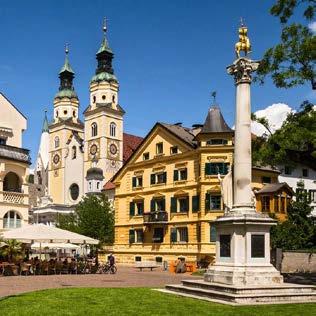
xmin=211 ymin=91 xmax=217 ymax=104
xmin=103 ymin=17 xmax=107 ymax=34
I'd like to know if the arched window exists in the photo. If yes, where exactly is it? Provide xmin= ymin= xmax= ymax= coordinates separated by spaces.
xmin=91 ymin=122 xmax=98 ymax=137
xmin=112 ymin=95 xmax=115 ymax=103
xmin=56 ymin=110 xmax=59 ymax=118
xmin=54 ymin=136 xmax=60 ymax=148
xmin=110 ymin=122 xmax=116 ymax=137
xmin=69 ymin=183 xmax=79 ymax=201
xmin=3 ymin=172 xmax=21 ymax=192
xmin=72 ymin=146 xmax=77 ymax=159
xmin=93 ymin=95 xmax=96 ymax=103
xmin=3 ymin=211 xmax=22 ymax=229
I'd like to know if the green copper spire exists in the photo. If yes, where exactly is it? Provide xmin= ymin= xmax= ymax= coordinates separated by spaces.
xmin=96 ymin=17 xmax=113 ymax=54
xmin=59 ymin=44 xmax=74 ymax=74
xmin=42 ymin=110 xmax=49 ymax=132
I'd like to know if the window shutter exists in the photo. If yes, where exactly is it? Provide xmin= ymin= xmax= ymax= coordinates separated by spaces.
xmin=173 ymin=170 xmax=179 ymax=181
xmin=210 ymin=163 xmax=217 ymax=175
xmin=150 ymin=199 xmax=155 ymax=212
xmin=184 ymin=197 xmax=189 ymax=212
xmin=132 ymin=177 xmax=137 ymax=188
xmin=170 ymin=197 xmax=177 ymax=213
xmin=205 ymin=163 xmax=211 ymax=175
xmin=184 ymin=227 xmax=189 ymax=242
xmin=150 ymin=174 xmax=156 ymax=185
xmin=161 ymin=198 xmax=166 ymax=211
xmin=138 ymin=201 xmax=144 ymax=215
xmin=129 ymin=202 xmax=135 ymax=216
xmin=163 ymin=172 xmax=167 ymax=183
xmin=210 ymin=225 xmax=217 ymax=242
xmin=224 ymin=163 xmax=229 ymax=175
xmin=140 ymin=230 xmax=144 ymax=243
xmin=170 ymin=228 xmax=177 ymax=242
xmin=205 ymin=193 xmax=211 ymax=211
xmin=183 ymin=168 xmax=188 ymax=180
xmin=129 ymin=230 xmax=135 ymax=244
xmin=192 ymin=195 xmax=199 ymax=213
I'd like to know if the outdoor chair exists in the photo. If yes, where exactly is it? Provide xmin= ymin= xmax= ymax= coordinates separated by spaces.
xmin=20 ymin=262 xmax=31 ymax=276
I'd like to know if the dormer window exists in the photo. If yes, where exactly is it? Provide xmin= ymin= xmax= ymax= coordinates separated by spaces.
xmin=156 ymin=142 xmax=163 ymax=155
xmin=170 ymin=146 xmax=178 ymax=155
xmin=143 ymin=152 xmax=150 ymax=161
xmin=206 ymin=139 xmax=228 ymax=145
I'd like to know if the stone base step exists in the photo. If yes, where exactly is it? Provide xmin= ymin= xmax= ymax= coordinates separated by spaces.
xmin=164 ymin=281 xmax=316 ymax=305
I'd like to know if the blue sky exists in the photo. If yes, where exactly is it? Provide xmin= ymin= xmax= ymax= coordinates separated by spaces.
xmin=0 ymin=0 xmax=314 ymax=165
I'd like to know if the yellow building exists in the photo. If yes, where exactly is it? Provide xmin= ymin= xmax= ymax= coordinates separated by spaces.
xmin=111 ymin=104 xmax=292 ymax=264
xmin=0 ymin=93 xmax=30 ymax=230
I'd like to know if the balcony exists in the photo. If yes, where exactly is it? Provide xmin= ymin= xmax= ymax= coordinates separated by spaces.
xmin=0 ymin=144 xmax=31 ymax=164
xmin=143 ymin=211 xmax=168 ymax=224
xmin=0 ymin=191 xmax=26 ymax=204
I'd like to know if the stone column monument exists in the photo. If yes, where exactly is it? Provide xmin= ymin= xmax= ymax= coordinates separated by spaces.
xmin=165 ymin=23 xmax=316 ymax=304
xmin=204 ymin=23 xmax=283 ymax=286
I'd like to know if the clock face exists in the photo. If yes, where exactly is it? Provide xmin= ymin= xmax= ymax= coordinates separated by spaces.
xmin=109 ymin=143 xmax=118 ymax=155
xmin=53 ymin=154 xmax=60 ymax=165
xmin=90 ymin=144 xmax=98 ymax=155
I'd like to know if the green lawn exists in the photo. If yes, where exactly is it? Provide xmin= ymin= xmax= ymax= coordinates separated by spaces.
xmin=0 ymin=288 xmax=315 ymax=316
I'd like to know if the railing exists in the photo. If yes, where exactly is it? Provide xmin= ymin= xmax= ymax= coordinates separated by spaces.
xmin=143 ymin=211 xmax=168 ymax=224
xmin=0 ymin=144 xmax=31 ymax=164
xmin=1 ymin=191 xmax=25 ymax=204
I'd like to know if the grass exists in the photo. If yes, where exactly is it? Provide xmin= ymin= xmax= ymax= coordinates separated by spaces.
xmin=0 ymin=288 xmax=316 ymax=316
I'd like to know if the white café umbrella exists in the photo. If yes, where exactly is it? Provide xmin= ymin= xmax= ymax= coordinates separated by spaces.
xmin=1 ymin=224 xmax=99 ymax=245
xmin=31 ymin=242 xmax=81 ymax=250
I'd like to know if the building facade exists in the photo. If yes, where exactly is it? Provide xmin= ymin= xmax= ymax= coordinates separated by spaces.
xmin=0 ymin=93 xmax=30 ymax=230
xmin=111 ymin=105 xmax=293 ymax=264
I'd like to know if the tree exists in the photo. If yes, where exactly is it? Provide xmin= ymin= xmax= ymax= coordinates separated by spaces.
xmin=271 ymin=182 xmax=316 ymax=250
xmin=255 ymin=0 xmax=316 ymax=89
xmin=252 ymin=101 xmax=316 ymax=169
xmin=0 ymin=239 xmax=23 ymax=262
xmin=58 ymin=194 xmax=114 ymax=245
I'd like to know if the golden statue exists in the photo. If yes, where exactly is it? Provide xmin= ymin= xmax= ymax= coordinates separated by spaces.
xmin=235 ymin=20 xmax=251 ymax=58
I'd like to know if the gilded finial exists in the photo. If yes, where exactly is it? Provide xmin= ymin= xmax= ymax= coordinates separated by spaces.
xmin=65 ymin=43 xmax=69 ymax=55
xmin=235 ymin=19 xmax=251 ymax=58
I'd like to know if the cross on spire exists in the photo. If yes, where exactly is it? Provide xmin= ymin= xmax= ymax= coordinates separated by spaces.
xmin=211 ymin=91 xmax=217 ymax=105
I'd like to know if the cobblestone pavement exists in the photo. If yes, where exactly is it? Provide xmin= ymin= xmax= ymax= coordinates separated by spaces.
xmin=0 ymin=265 xmax=199 ymax=298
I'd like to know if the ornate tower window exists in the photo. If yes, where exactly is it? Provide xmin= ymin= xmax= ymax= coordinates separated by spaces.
xmin=102 ymin=95 xmax=106 ymax=100
xmin=110 ymin=122 xmax=116 ymax=137
xmin=112 ymin=95 xmax=115 ymax=103
xmin=91 ymin=122 xmax=98 ymax=137
xmin=93 ymin=95 xmax=96 ymax=103
xmin=54 ymin=136 xmax=60 ymax=148
xmin=69 ymin=183 xmax=79 ymax=201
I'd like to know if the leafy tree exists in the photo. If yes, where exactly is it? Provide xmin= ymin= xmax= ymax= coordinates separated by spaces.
xmin=271 ymin=182 xmax=316 ymax=250
xmin=255 ymin=0 xmax=316 ymax=89
xmin=58 ymin=194 xmax=114 ymax=245
xmin=252 ymin=101 xmax=316 ymax=168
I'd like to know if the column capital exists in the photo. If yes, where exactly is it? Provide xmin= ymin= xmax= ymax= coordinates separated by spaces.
xmin=227 ymin=58 xmax=260 ymax=85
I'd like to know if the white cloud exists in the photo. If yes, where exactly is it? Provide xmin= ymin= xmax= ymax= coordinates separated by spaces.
xmin=309 ymin=21 xmax=316 ymax=34
xmin=251 ymin=103 xmax=293 ymax=137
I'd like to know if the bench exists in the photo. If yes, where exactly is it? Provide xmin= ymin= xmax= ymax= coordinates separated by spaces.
xmin=135 ymin=262 xmax=159 ymax=271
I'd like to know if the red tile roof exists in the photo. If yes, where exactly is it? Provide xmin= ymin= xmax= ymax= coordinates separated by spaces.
xmin=123 ymin=133 xmax=143 ymax=163
xmin=103 ymin=132 xmax=143 ymax=191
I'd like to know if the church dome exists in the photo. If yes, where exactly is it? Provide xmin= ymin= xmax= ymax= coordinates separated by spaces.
xmin=90 ymin=72 xmax=118 ymax=84
xmin=54 ymin=88 xmax=78 ymax=99
xmin=86 ymin=167 xmax=104 ymax=181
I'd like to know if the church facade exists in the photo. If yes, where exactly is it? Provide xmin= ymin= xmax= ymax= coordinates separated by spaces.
xmin=33 ymin=24 xmax=142 ymax=225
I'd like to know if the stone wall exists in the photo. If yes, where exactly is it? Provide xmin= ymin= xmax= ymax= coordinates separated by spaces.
xmin=281 ymin=251 xmax=316 ymax=273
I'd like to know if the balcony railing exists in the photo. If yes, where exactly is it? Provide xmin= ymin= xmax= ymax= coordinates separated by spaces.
xmin=143 ymin=211 xmax=168 ymax=224
xmin=1 ymin=191 xmax=25 ymax=204
xmin=0 ymin=144 xmax=31 ymax=164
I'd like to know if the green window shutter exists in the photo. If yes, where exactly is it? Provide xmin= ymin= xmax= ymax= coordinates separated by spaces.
xmin=138 ymin=201 xmax=144 ymax=215
xmin=210 ymin=225 xmax=217 ymax=242
xmin=183 ymin=168 xmax=188 ymax=180
xmin=171 ymin=197 xmax=177 ymax=213
xmin=132 ymin=177 xmax=137 ymax=188
xmin=170 ymin=228 xmax=177 ymax=242
xmin=150 ymin=199 xmax=155 ymax=212
xmin=205 ymin=193 xmax=211 ymax=211
xmin=173 ymin=170 xmax=179 ymax=181
xmin=184 ymin=197 xmax=189 ymax=212
xmin=129 ymin=230 xmax=135 ymax=244
xmin=184 ymin=227 xmax=189 ymax=242
xmin=140 ymin=230 xmax=144 ymax=243
xmin=224 ymin=163 xmax=229 ymax=175
xmin=161 ymin=198 xmax=166 ymax=211
xmin=150 ymin=174 xmax=156 ymax=185
xmin=163 ymin=172 xmax=167 ymax=183
xmin=210 ymin=163 xmax=217 ymax=175
xmin=205 ymin=163 xmax=211 ymax=175
xmin=129 ymin=202 xmax=135 ymax=216
xmin=192 ymin=195 xmax=199 ymax=213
